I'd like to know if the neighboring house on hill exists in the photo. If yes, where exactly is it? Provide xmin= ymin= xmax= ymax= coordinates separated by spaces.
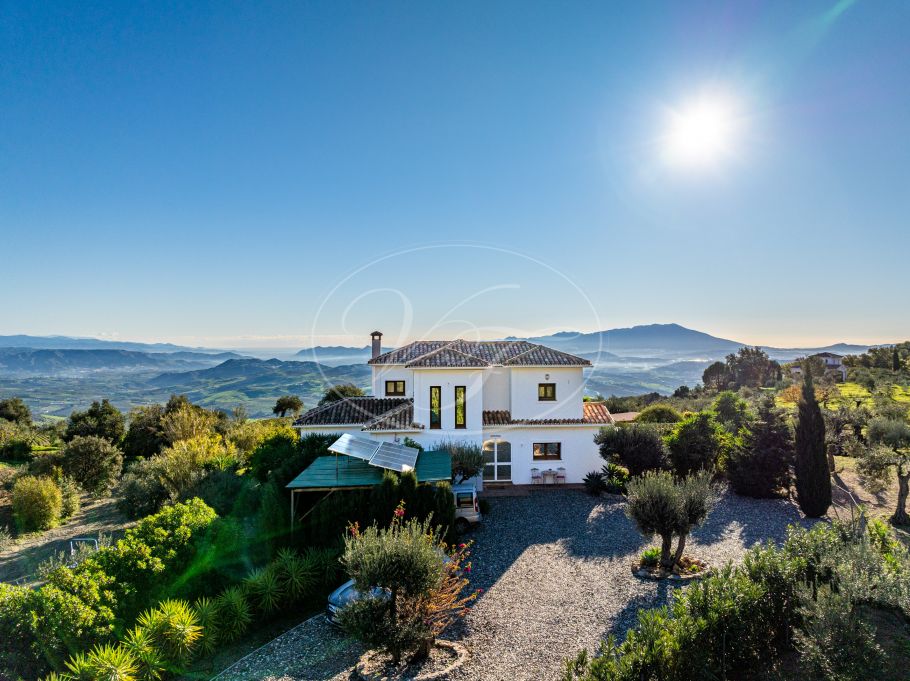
xmin=293 ymin=331 xmax=616 ymax=487
xmin=789 ymin=352 xmax=848 ymax=382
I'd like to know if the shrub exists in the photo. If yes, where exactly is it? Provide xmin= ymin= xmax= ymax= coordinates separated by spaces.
xmin=339 ymin=508 xmax=475 ymax=663
xmin=136 ymin=599 xmax=201 ymax=666
xmin=583 ymin=471 xmax=606 ymax=496
xmin=640 ymin=547 xmax=661 ymax=567
xmin=65 ymin=643 xmax=139 ymax=681
xmin=0 ymin=439 xmax=32 ymax=461
xmin=61 ymin=435 xmax=123 ymax=496
xmin=64 ymin=399 xmax=125 ymax=444
xmin=0 ymin=526 xmax=11 ymax=552
xmin=12 ymin=476 xmax=63 ymax=532
xmin=729 ymin=398 xmax=794 ymax=498
xmin=595 ymin=425 xmax=668 ymax=476
xmin=179 ymin=467 xmax=249 ymax=517
xmin=121 ymin=625 xmax=166 ymax=680
xmin=192 ymin=596 xmax=220 ymax=655
xmin=244 ymin=565 xmax=284 ymax=614
xmin=215 ymin=586 xmax=252 ymax=643
xmin=117 ymin=457 xmax=170 ymax=519
xmin=274 ymin=548 xmax=319 ymax=601
xmin=625 ymin=471 xmax=716 ymax=569
xmin=58 ymin=476 xmax=81 ymax=519
xmin=635 ymin=404 xmax=683 ymax=424
xmin=795 ymin=591 xmax=886 ymax=681
xmin=710 ymin=391 xmax=753 ymax=433
xmin=665 ymin=412 xmax=730 ymax=476
xmin=250 ymin=432 xmax=330 ymax=488
xmin=602 ymin=462 xmax=629 ymax=494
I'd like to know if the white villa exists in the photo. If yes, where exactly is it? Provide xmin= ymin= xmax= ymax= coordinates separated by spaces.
xmin=293 ymin=331 xmax=619 ymax=487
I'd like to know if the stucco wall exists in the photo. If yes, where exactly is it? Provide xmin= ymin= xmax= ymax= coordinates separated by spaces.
xmin=509 ymin=367 xmax=585 ymax=420
xmin=412 ymin=368 xmax=485 ymax=437
xmin=480 ymin=425 xmax=605 ymax=484
xmin=481 ymin=366 xmax=511 ymax=411
xmin=370 ymin=365 xmax=413 ymax=397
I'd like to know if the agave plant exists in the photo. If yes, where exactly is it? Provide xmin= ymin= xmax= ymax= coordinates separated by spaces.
xmin=193 ymin=596 xmax=220 ymax=655
xmin=67 ymin=643 xmax=139 ymax=681
xmin=245 ymin=565 xmax=285 ymax=613
xmin=121 ymin=625 xmax=165 ymax=681
xmin=275 ymin=548 xmax=318 ymax=601
xmin=41 ymin=674 xmax=74 ymax=681
xmin=215 ymin=586 xmax=252 ymax=642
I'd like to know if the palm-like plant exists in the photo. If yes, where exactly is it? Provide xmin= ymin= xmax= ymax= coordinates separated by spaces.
xmin=137 ymin=600 xmax=201 ymax=666
xmin=121 ymin=626 xmax=165 ymax=681
xmin=193 ymin=596 xmax=221 ymax=655
xmin=66 ymin=644 xmax=139 ymax=681
xmin=274 ymin=548 xmax=318 ymax=601
xmin=215 ymin=586 xmax=252 ymax=642
xmin=245 ymin=565 xmax=285 ymax=613
xmin=305 ymin=546 xmax=341 ymax=586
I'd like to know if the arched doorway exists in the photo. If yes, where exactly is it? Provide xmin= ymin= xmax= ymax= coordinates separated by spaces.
xmin=482 ymin=439 xmax=511 ymax=482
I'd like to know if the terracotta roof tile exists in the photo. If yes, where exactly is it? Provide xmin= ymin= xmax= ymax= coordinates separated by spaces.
xmin=370 ymin=339 xmax=590 ymax=368
xmin=482 ymin=402 xmax=614 ymax=426
xmin=294 ymin=397 xmax=421 ymax=431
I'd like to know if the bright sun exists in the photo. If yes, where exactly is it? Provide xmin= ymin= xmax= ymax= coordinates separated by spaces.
xmin=662 ymin=93 xmax=739 ymax=168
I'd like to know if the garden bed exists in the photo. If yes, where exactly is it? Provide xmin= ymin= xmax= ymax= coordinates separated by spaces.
xmin=356 ymin=640 xmax=468 ymax=681
xmin=631 ymin=555 xmax=710 ymax=581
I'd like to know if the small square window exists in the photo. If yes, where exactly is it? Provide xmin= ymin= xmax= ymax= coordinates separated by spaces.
xmin=538 ymin=383 xmax=556 ymax=401
xmin=533 ymin=442 xmax=562 ymax=461
xmin=385 ymin=380 xmax=405 ymax=396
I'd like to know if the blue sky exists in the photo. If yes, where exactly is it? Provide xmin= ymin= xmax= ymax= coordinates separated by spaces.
xmin=2 ymin=1 xmax=908 ymax=349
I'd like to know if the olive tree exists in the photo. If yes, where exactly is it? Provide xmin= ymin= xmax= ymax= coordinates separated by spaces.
xmin=339 ymin=510 xmax=445 ymax=663
xmin=625 ymin=470 xmax=716 ymax=569
xmin=858 ymin=417 xmax=910 ymax=525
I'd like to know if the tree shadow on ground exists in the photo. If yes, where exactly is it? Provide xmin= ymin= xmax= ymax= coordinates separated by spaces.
xmin=687 ymin=487 xmax=817 ymax=551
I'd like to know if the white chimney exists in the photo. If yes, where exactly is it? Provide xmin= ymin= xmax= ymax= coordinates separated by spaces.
xmin=370 ymin=331 xmax=383 ymax=360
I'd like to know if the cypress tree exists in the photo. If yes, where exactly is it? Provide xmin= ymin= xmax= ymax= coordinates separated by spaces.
xmin=894 ymin=348 xmax=901 ymax=372
xmin=794 ymin=370 xmax=831 ymax=517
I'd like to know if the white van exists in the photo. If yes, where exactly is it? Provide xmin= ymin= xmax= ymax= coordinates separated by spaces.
xmin=453 ymin=483 xmax=482 ymax=533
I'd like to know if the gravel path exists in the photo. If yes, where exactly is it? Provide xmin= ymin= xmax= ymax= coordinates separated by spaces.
xmin=215 ymin=488 xmax=817 ymax=681
xmin=445 ymin=488 xmax=816 ymax=681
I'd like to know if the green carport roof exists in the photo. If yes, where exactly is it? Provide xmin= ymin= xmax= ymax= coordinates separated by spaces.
xmin=286 ymin=450 xmax=452 ymax=490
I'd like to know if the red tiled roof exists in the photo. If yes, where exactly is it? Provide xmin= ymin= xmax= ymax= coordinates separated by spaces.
xmin=609 ymin=411 xmax=640 ymax=423
xmin=482 ymin=402 xmax=615 ymax=426
xmin=293 ymin=397 xmax=422 ymax=431
xmin=370 ymin=339 xmax=590 ymax=368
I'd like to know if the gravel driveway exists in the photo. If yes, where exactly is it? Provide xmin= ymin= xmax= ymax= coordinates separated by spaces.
xmin=215 ymin=488 xmax=816 ymax=681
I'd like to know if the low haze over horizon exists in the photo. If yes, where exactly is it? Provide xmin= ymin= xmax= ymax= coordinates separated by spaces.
xmin=2 ymin=2 xmax=908 ymax=347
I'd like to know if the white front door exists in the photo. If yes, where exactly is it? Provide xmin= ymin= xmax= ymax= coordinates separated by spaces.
xmin=482 ymin=439 xmax=511 ymax=482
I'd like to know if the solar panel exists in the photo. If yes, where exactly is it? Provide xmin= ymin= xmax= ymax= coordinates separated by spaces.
xmin=327 ymin=434 xmax=421 ymax=474
xmin=328 ymin=433 xmax=380 ymax=461
xmin=369 ymin=441 xmax=419 ymax=473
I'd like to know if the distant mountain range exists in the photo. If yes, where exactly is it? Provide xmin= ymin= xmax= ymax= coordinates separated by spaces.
xmin=0 ymin=348 xmax=243 ymax=376
xmin=294 ymin=345 xmax=393 ymax=367
xmin=0 ymin=334 xmax=228 ymax=354
xmin=512 ymin=324 xmax=872 ymax=361
xmin=0 ymin=326 xmax=883 ymax=417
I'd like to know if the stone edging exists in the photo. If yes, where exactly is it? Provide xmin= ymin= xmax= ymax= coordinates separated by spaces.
xmin=355 ymin=640 xmax=469 ymax=681
xmin=630 ymin=562 xmax=712 ymax=581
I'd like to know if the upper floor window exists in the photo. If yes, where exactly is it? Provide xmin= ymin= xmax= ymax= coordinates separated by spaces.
xmin=533 ymin=442 xmax=562 ymax=461
xmin=454 ymin=386 xmax=466 ymax=429
xmin=385 ymin=380 xmax=405 ymax=396
xmin=538 ymin=383 xmax=556 ymax=401
xmin=429 ymin=386 xmax=442 ymax=429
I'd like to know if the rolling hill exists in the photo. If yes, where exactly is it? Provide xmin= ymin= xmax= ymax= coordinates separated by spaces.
xmin=0 ymin=348 xmax=243 ymax=375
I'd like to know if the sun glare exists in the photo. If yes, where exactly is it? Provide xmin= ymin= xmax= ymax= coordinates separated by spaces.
xmin=662 ymin=93 xmax=739 ymax=169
